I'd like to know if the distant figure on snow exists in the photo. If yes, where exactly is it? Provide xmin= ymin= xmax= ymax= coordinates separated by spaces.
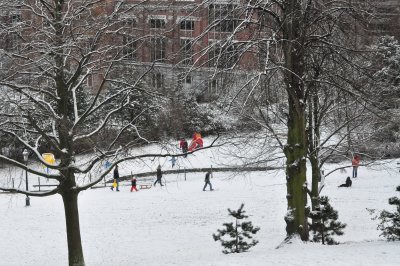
xmin=169 ymin=156 xmax=177 ymax=168
xmin=338 ymin=176 xmax=352 ymax=188
xmin=179 ymin=138 xmax=188 ymax=157
xmin=111 ymin=165 xmax=120 ymax=191
xmin=131 ymin=176 xmax=138 ymax=192
xmin=188 ymin=132 xmax=203 ymax=152
xmin=203 ymin=171 xmax=213 ymax=191
xmin=352 ymin=154 xmax=361 ymax=178
xmin=154 ymin=165 xmax=164 ymax=186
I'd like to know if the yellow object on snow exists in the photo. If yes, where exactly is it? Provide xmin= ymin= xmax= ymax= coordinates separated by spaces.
xmin=113 ymin=181 xmax=117 ymax=188
xmin=42 ymin=153 xmax=55 ymax=165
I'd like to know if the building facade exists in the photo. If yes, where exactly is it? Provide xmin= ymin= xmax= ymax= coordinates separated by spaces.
xmin=1 ymin=0 xmax=400 ymax=101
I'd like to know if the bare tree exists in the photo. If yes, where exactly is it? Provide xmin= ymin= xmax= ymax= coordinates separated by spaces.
xmin=0 ymin=1 xmax=218 ymax=265
xmin=190 ymin=0 xmax=378 ymax=241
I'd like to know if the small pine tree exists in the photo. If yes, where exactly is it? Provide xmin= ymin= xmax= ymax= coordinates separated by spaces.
xmin=309 ymin=196 xmax=346 ymax=245
xmin=213 ymin=203 xmax=260 ymax=254
xmin=377 ymin=185 xmax=400 ymax=241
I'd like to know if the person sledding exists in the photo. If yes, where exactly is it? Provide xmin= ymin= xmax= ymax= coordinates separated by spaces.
xmin=188 ymin=131 xmax=203 ymax=152
xmin=338 ymin=176 xmax=352 ymax=188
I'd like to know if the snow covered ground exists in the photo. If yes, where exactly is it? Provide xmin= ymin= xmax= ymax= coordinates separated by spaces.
xmin=1 ymin=144 xmax=400 ymax=265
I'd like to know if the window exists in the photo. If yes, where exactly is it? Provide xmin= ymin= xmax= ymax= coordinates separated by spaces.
xmin=208 ymin=79 xmax=218 ymax=95
xmin=185 ymin=75 xmax=192 ymax=84
xmin=43 ymin=18 xmax=51 ymax=28
xmin=257 ymin=9 xmax=268 ymax=28
xmin=180 ymin=20 xmax=194 ymax=31
xmin=208 ymin=42 xmax=238 ymax=68
xmin=180 ymin=39 xmax=193 ymax=65
xmin=11 ymin=13 xmax=21 ymax=25
xmin=86 ymin=74 xmax=93 ymax=87
xmin=151 ymin=37 xmax=166 ymax=62
xmin=258 ymin=41 xmax=269 ymax=68
xmin=125 ymin=18 xmax=136 ymax=28
xmin=208 ymin=4 xmax=238 ymax=32
xmin=151 ymin=72 xmax=164 ymax=89
xmin=10 ymin=33 xmax=20 ymax=51
xmin=150 ymin=19 xmax=165 ymax=29
xmin=122 ymin=36 xmax=137 ymax=60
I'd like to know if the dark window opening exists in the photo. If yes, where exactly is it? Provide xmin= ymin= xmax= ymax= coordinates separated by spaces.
xmin=180 ymin=39 xmax=193 ymax=65
xmin=151 ymin=37 xmax=166 ymax=62
xmin=150 ymin=19 xmax=165 ymax=29
xmin=180 ymin=20 xmax=194 ymax=31
xmin=208 ymin=4 xmax=239 ymax=32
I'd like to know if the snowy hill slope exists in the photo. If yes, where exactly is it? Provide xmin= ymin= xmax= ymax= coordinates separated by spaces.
xmin=0 ymin=144 xmax=400 ymax=265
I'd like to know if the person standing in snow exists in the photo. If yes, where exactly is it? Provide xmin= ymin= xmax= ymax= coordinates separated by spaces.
xmin=111 ymin=165 xmax=120 ymax=191
xmin=169 ymin=156 xmax=177 ymax=168
xmin=179 ymin=138 xmax=188 ymax=157
xmin=130 ymin=176 xmax=138 ymax=192
xmin=154 ymin=165 xmax=164 ymax=186
xmin=203 ymin=171 xmax=213 ymax=191
xmin=352 ymin=154 xmax=361 ymax=178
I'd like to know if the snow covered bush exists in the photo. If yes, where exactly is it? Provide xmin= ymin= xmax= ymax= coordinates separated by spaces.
xmin=377 ymin=185 xmax=400 ymax=241
xmin=213 ymin=203 xmax=260 ymax=254
xmin=308 ymin=196 xmax=346 ymax=245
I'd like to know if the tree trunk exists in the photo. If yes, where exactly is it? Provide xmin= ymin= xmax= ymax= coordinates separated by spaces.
xmin=61 ymin=191 xmax=85 ymax=266
xmin=310 ymin=157 xmax=319 ymax=206
xmin=282 ymin=0 xmax=309 ymax=241
xmin=309 ymin=92 xmax=321 ymax=219
xmin=235 ymin=219 xmax=239 ymax=253
xmin=285 ymin=99 xmax=309 ymax=241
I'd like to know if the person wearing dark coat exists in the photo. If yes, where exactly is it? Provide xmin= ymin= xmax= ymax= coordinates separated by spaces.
xmin=338 ymin=176 xmax=352 ymax=188
xmin=111 ymin=165 xmax=120 ymax=191
xmin=203 ymin=171 xmax=213 ymax=191
xmin=130 ymin=177 xmax=138 ymax=192
xmin=154 ymin=165 xmax=164 ymax=186
xmin=180 ymin=139 xmax=188 ymax=157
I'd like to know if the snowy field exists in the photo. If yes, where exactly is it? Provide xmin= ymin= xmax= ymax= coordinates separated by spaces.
xmin=1 ymin=145 xmax=400 ymax=265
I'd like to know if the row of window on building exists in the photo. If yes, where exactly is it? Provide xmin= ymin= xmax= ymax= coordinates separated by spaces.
xmin=122 ymin=36 xmax=239 ymax=68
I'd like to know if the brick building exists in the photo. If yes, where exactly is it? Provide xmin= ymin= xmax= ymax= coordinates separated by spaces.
xmin=108 ymin=0 xmax=400 ymax=99
xmin=1 ymin=0 xmax=400 ymax=101
xmin=110 ymin=0 xmax=261 ymax=101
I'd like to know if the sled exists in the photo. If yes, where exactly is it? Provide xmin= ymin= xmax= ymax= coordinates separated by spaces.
xmin=139 ymin=184 xmax=152 ymax=189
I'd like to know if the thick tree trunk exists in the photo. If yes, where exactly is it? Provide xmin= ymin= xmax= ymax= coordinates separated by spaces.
xmin=61 ymin=191 xmax=85 ymax=266
xmin=285 ymin=99 xmax=309 ymax=241
xmin=282 ymin=0 xmax=309 ymax=241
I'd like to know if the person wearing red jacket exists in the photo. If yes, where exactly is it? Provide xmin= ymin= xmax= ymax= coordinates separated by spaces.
xmin=352 ymin=154 xmax=361 ymax=178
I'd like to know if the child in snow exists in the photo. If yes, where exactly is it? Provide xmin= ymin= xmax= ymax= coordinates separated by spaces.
xmin=338 ymin=176 xmax=352 ymax=188
xmin=111 ymin=165 xmax=120 ymax=191
xmin=203 ymin=171 xmax=213 ymax=191
xmin=131 ymin=176 xmax=138 ymax=192
xmin=169 ymin=156 xmax=177 ymax=168
xmin=352 ymin=154 xmax=361 ymax=178
xmin=179 ymin=138 xmax=188 ymax=157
